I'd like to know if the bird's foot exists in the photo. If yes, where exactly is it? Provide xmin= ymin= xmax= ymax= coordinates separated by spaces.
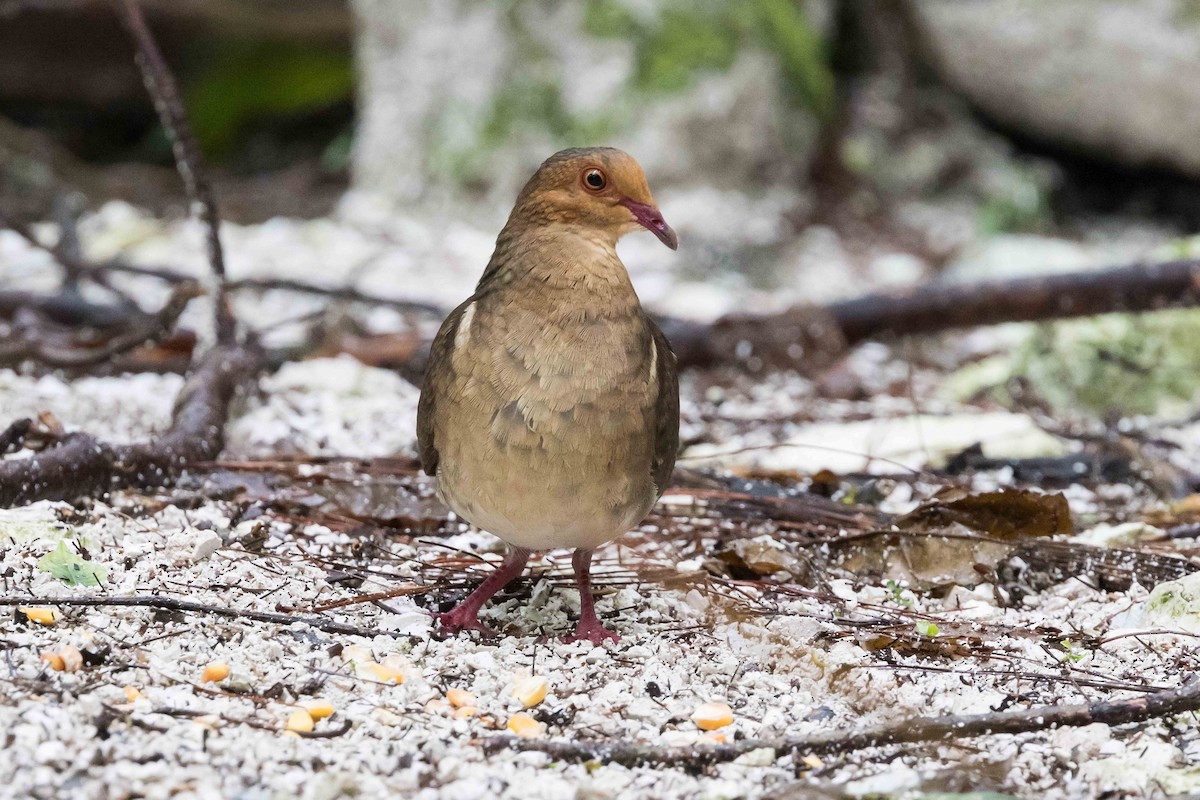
xmin=562 ymin=618 xmax=620 ymax=646
xmin=434 ymin=607 xmax=498 ymax=638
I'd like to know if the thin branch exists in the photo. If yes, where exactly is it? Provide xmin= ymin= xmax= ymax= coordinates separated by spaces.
xmin=0 ymin=594 xmax=416 ymax=641
xmin=0 ymin=281 xmax=202 ymax=369
xmin=483 ymin=677 xmax=1200 ymax=767
xmin=98 ymin=259 xmax=442 ymax=316
xmin=667 ymin=258 xmax=1200 ymax=368
xmin=0 ymin=342 xmax=258 ymax=505
xmin=0 ymin=419 xmax=31 ymax=455
xmin=110 ymin=0 xmax=234 ymax=344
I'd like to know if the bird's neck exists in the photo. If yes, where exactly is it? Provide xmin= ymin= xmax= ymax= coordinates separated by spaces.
xmin=477 ymin=222 xmax=634 ymax=298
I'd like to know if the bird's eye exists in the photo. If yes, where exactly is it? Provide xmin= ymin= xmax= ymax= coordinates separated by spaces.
xmin=583 ymin=168 xmax=607 ymax=191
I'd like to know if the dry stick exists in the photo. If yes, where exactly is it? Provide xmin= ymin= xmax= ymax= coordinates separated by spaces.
xmin=95 ymin=261 xmax=443 ymax=316
xmin=484 ymin=677 xmax=1200 ymax=767
xmin=0 ymin=281 xmax=203 ymax=370
xmin=0 ymin=1 xmax=264 ymax=507
xmin=0 ymin=419 xmax=31 ymax=455
xmin=110 ymin=0 xmax=234 ymax=345
xmin=0 ymin=595 xmax=414 ymax=641
xmin=0 ymin=343 xmax=256 ymax=505
xmin=666 ymin=258 xmax=1200 ymax=368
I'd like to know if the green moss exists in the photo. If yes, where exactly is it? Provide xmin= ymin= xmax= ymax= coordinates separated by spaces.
xmin=977 ymin=165 xmax=1053 ymax=236
xmin=186 ymin=39 xmax=354 ymax=157
xmin=583 ymin=0 xmax=641 ymax=38
xmin=951 ymin=309 xmax=1200 ymax=418
xmin=590 ymin=0 xmax=833 ymax=117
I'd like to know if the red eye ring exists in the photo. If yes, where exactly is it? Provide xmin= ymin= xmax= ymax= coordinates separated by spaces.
xmin=582 ymin=168 xmax=607 ymax=192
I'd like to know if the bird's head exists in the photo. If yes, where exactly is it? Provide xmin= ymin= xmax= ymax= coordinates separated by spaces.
xmin=509 ymin=147 xmax=677 ymax=250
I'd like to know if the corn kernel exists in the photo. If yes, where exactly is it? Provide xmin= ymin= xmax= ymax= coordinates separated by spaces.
xmin=40 ymin=651 xmax=65 ymax=671
xmin=800 ymin=754 xmax=823 ymax=769
xmin=59 ymin=645 xmax=83 ymax=673
xmin=286 ymin=710 xmax=314 ymax=733
xmin=300 ymin=699 xmax=334 ymax=720
xmin=123 ymin=685 xmax=142 ymax=702
xmin=362 ymin=661 xmax=403 ymax=684
xmin=453 ymin=706 xmax=478 ymax=719
xmin=424 ymin=697 xmax=449 ymax=714
xmin=691 ymin=701 xmax=733 ymax=731
xmin=447 ymin=688 xmax=476 ymax=709
xmin=512 ymin=676 xmax=548 ymax=708
xmin=506 ymin=712 xmax=543 ymax=738
xmin=201 ymin=662 xmax=230 ymax=683
xmin=20 ymin=607 xmax=58 ymax=625
xmin=704 ymin=731 xmax=729 ymax=744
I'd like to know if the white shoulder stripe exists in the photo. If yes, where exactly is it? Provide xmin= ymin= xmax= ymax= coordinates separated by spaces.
xmin=648 ymin=335 xmax=658 ymax=385
xmin=454 ymin=302 xmax=476 ymax=351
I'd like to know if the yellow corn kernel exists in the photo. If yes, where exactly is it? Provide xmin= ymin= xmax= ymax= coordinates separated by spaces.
xmin=447 ymin=688 xmax=476 ymax=709
xmin=690 ymin=701 xmax=734 ymax=731
xmin=424 ymin=697 xmax=449 ymax=714
xmin=201 ymin=662 xmax=230 ymax=683
xmin=506 ymin=712 xmax=543 ymax=738
xmin=286 ymin=710 xmax=314 ymax=733
xmin=704 ymin=731 xmax=729 ymax=744
xmin=300 ymin=699 xmax=334 ymax=720
xmin=800 ymin=754 xmax=823 ymax=769
xmin=59 ymin=645 xmax=83 ymax=673
xmin=40 ymin=651 xmax=65 ymax=671
xmin=20 ymin=607 xmax=58 ymax=625
xmin=453 ymin=706 xmax=478 ymax=719
xmin=123 ymin=685 xmax=142 ymax=702
xmin=362 ymin=661 xmax=403 ymax=684
xmin=512 ymin=676 xmax=548 ymax=708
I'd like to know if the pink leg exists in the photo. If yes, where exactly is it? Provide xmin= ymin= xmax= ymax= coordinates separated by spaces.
xmin=563 ymin=548 xmax=620 ymax=645
xmin=436 ymin=547 xmax=531 ymax=637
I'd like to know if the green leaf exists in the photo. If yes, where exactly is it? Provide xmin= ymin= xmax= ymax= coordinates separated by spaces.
xmin=37 ymin=540 xmax=108 ymax=587
xmin=914 ymin=620 xmax=939 ymax=637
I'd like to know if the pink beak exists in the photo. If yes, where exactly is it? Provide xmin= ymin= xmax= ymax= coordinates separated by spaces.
xmin=620 ymin=198 xmax=678 ymax=250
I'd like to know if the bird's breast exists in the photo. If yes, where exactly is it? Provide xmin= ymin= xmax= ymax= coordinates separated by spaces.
xmin=433 ymin=296 xmax=660 ymax=550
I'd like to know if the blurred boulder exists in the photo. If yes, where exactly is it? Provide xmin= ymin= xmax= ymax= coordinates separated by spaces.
xmin=350 ymin=0 xmax=833 ymax=204
xmin=914 ymin=0 xmax=1200 ymax=177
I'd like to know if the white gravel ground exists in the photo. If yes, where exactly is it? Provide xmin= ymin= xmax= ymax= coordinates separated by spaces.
xmin=3 ymin=205 xmax=1200 ymax=799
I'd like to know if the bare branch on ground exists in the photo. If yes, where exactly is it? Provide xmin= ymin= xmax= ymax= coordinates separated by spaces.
xmin=483 ymin=677 xmax=1200 ymax=767
xmin=0 ymin=593 xmax=415 ymax=641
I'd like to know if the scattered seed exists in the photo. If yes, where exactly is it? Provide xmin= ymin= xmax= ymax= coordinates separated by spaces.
xmin=19 ymin=608 xmax=58 ymax=625
xmin=201 ymin=662 xmax=230 ymax=683
xmin=506 ymin=712 xmax=543 ymax=738
xmin=286 ymin=709 xmax=315 ymax=733
xmin=512 ymin=676 xmax=548 ymax=708
xmin=691 ymin=701 xmax=734 ymax=731
xmin=300 ymin=699 xmax=334 ymax=720
xmin=40 ymin=651 xmax=65 ymax=671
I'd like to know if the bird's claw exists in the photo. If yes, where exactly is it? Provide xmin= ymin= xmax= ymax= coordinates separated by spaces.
xmin=434 ymin=609 xmax=498 ymax=639
xmin=562 ymin=621 xmax=620 ymax=646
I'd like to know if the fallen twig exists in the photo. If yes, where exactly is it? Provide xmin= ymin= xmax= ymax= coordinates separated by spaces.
xmin=0 ymin=594 xmax=416 ymax=641
xmin=0 ymin=343 xmax=257 ymax=505
xmin=0 ymin=419 xmax=31 ymax=455
xmin=0 ymin=281 xmax=202 ymax=369
xmin=483 ymin=676 xmax=1200 ymax=767
xmin=111 ymin=0 xmax=234 ymax=344
xmin=666 ymin=258 xmax=1200 ymax=369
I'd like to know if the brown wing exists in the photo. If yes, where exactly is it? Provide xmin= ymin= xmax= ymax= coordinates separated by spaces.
xmin=416 ymin=299 xmax=474 ymax=476
xmin=648 ymin=318 xmax=680 ymax=497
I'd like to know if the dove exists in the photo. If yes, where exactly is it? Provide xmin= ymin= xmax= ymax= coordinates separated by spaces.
xmin=417 ymin=147 xmax=679 ymax=645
